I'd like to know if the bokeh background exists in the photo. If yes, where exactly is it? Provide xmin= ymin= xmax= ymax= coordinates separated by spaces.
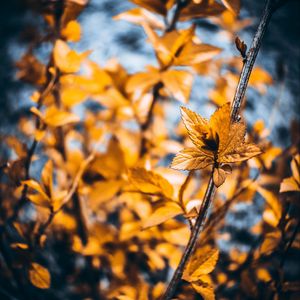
xmin=0 ymin=0 xmax=299 ymax=255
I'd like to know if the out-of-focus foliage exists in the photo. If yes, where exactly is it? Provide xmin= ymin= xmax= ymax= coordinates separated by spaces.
xmin=0 ymin=0 xmax=299 ymax=299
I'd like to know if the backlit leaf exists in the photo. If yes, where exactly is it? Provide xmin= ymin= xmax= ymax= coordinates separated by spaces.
xmin=129 ymin=167 xmax=174 ymax=199
xmin=142 ymin=202 xmax=183 ymax=228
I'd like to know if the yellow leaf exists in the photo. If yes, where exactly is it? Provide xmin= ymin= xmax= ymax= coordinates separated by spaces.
xmin=260 ymin=230 xmax=281 ymax=254
xmin=171 ymin=148 xmax=214 ymax=170
xmin=129 ymin=167 xmax=174 ymax=199
xmin=130 ymin=0 xmax=173 ymax=16
xmin=32 ymin=106 xmax=80 ymax=127
xmin=180 ymin=106 xmax=209 ymax=147
xmin=28 ymin=262 xmax=51 ymax=289
xmin=280 ymin=154 xmax=300 ymax=192
xmin=221 ymin=0 xmax=240 ymax=15
xmin=22 ymin=179 xmax=51 ymax=207
xmin=126 ymin=69 xmax=160 ymax=96
xmin=213 ymin=167 xmax=227 ymax=187
xmin=191 ymin=280 xmax=215 ymax=300
xmin=53 ymin=40 xmax=89 ymax=73
xmin=41 ymin=160 xmax=54 ymax=199
xmin=142 ymin=202 xmax=183 ymax=229
xmin=88 ymin=180 xmax=123 ymax=209
xmin=91 ymin=137 xmax=126 ymax=179
xmin=61 ymin=86 xmax=88 ymax=107
xmin=175 ymin=42 xmax=221 ymax=66
xmin=280 ymin=177 xmax=300 ymax=193
xmin=171 ymin=103 xmax=262 ymax=172
xmin=10 ymin=243 xmax=29 ymax=250
xmin=183 ymin=247 xmax=219 ymax=282
xmin=256 ymin=185 xmax=282 ymax=222
xmin=161 ymin=70 xmax=193 ymax=103
xmin=113 ymin=8 xmax=164 ymax=30
xmin=180 ymin=1 xmax=225 ymax=21
xmin=249 ymin=67 xmax=273 ymax=94
xmin=61 ymin=20 xmax=81 ymax=42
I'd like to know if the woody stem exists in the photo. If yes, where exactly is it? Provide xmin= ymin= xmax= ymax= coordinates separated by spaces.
xmin=162 ymin=0 xmax=280 ymax=299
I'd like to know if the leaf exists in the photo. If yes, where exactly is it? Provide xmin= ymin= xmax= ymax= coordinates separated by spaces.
xmin=41 ymin=160 xmax=54 ymax=199
xmin=113 ymin=8 xmax=164 ymax=30
xmin=22 ymin=180 xmax=51 ymax=208
xmin=180 ymin=106 xmax=209 ymax=147
xmin=172 ymin=103 xmax=262 ymax=172
xmin=129 ymin=167 xmax=174 ymax=199
xmin=143 ymin=201 xmax=183 ymax=229
xmin=256 ymin=185 xmax=282 ymax=222
xmin=180 ymin=0 xmax=225 ymax=21
xmin=28 ymin=263 xmax=51 ymax=289
xmin=161 ymin=70 xmax=193 ymax=103
xmin=221 ymin=0 xmax=240 ymax=15
xmin=280 ymin=154 xmax=300 ymax=192
xmin=61 ymin=20 xmax=81 ymax=42
xmin=220 ymin=142 xmax=263 ymax=163
xmin=213 ymin=167 xmax=227 ymax=187
xmin=31 ymin=106 xmax=80 ymax=127
xmin=249 ymin=67 xmax=273 ymax=94
xmin=53 ymin=40 xmax=90 ymax=73
xmin=126 ymin=69 xmax=160 ymax=96
xmin=260 ymin=230 xmax=281 ymax=254
xmin=171 ymin=148 xmax=214 ymax=170
xmin=130 ymin=0 xmax=174 ymax=16
xmin=175 ymin=43 xmax=221 ymax=66
xmin=191 ymin=280 xmax=215 ymax=300
xmin=183 ymin=248 xmax=219 ymax=282
xmin=280 ymin=177 xmax=300 ymax=193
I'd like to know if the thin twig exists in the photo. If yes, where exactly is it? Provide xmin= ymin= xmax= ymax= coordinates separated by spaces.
xmin=35 ymin=152 xmax=95 ymax=245
xmin=178 ymin=171 xmax=194 ymax=230
xmin=162 ymin=0 xmax=278 ymax=298
xmin=139 ymin=1 xmax=190 ymax=157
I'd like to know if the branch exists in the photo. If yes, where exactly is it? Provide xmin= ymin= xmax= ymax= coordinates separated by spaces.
xmin=139 ymin=1 xmax=190 ymax=157
xmin=162 ymin=0 xmax=277 ymax=298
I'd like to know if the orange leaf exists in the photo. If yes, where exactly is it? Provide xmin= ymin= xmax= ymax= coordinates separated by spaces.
xmin=28 ymin=263 xmax=51 ymax=289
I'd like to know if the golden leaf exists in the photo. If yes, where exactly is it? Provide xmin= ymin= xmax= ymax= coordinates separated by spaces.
xmin=171 ymin=103 xmax=262 ymax=175
xmin=260 ymin=230 xmax=281 ymax=255
xmin=171 ymin=148 xmax=214 ymax=170
xmin=61 ymin=20 xmax=81 ymax=42
xmin=213 ymin=167 xmax=227 ymax=187
xmin=126 ymin=69 xmax=160 ymax=96
xmin=182 ymin=247 xmax=219 ymax=282
xmin=31 ymin=106 xmax=80 ymax=127
xmin=28 ymin=262 xmax=51 ymax=289
xmin=221 ymin=0 xmax=240 ymax=15
xmin=179 ymin=0 xmax=225 ymax=21
xmin=53 ymin=40 xmax=90 ymax=73
xmin=143 ymin=24 xmax=220 ymax=68
xmin=129 ymin=167 xmax=174 ymax=199
xmin=161 ymin=70 xmax=193 ymax=103
xmin=113 ymin=8 xmax=164 ymax=30
xmin=22 ymin=179 xmax=52 ymax=208
xmin=130 ymin=0 xmax=174 ymax=16
xmin=142 ymin=202 xmax=183 ymax=229
xmin=280 ymin=154 xmax=300 ymax=193
xmin=192 ymin=280 xmax=215 ymax=300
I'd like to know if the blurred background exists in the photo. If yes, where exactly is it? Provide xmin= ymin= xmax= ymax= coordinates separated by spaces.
xmin=0 ymin=0 xmax=299 ymax=250
xmin=0 ymin=0 xmax=299 ymax=145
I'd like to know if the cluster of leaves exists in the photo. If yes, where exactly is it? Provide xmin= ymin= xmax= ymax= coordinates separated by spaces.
xmin=0 ymin=0 xmax=299 ymax=299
